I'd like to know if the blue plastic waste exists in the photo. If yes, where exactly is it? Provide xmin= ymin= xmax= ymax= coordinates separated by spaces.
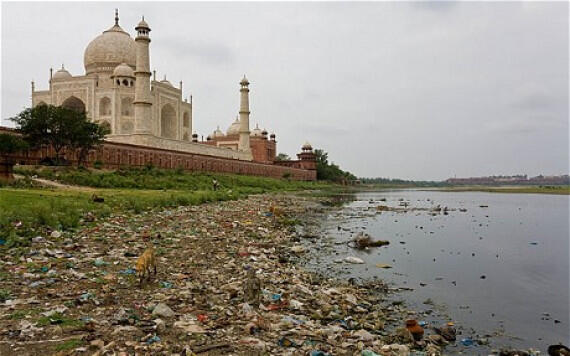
xmin=119 ymin=268 xmax=136 ymax=275
xmin=160 ymin=281 xmax=173 ymax=289
xmin=310 ymin=351 xmax=332 ymax=356
xmin=461 ymin=338 xmax=473 ymax=346
xmin=361 ymin=350 xmax=381 ymax=356
xmin=146 ymin=335 xmax=161 ymax=344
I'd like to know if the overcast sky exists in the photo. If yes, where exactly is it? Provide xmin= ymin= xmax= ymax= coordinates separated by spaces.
xmin=1 ymin=1 xmax=568 ymax=180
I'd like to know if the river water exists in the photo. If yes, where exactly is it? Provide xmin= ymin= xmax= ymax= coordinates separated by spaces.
xmin=302 ymin=190 xmax=569 ymax=352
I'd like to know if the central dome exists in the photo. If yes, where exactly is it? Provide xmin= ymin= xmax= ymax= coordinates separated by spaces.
xmin=84 ymin=20 xmax=136 ymax=75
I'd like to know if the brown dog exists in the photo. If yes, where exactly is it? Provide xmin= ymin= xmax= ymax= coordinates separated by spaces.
xmin=136 ymin=245 xmax=156 ymax=285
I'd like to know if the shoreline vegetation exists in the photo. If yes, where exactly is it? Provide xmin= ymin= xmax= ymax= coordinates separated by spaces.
xmin=435 ymin=185 xmax=570 ymax=195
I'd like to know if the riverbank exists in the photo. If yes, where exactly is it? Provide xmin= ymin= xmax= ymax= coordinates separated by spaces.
xmin=437 ymin=185 xmax=570 ymax=195
xmin=0 ymin=192 xmax=443 ymax=356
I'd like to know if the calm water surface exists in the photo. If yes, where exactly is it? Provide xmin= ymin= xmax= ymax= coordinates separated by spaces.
xmin=303 ymin=190 xmax=569 ymax=352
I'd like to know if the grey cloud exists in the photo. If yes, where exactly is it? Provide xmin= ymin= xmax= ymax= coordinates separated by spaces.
xmin=1 ymin=2 xmax=568 ymax=180
xmin=158 ymin=38 xmax=235 ymax=66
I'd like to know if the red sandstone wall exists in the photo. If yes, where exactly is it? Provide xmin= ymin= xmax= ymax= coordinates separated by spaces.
xmin=1 ymin=129 xmax=316 ymax=181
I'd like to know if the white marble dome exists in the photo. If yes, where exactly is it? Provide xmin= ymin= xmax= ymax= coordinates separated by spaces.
xmin=226 ymin=117 xmax=240 ymax=135
xmin=84 ymin=22 xmax=136 ymax=75
xmin=52 ymin=66 xmax=72 ymax=80
xmin=112 ymin=63 xmax=134 ymax=78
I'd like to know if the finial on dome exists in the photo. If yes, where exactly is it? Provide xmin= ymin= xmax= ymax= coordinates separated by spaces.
xmin=115 ymin=9 xmax=119 ymax=26
xmin=61 ymin=64 xmax=64 ymax=69
xmin=240 ymin=75 xmax=249 ymax=86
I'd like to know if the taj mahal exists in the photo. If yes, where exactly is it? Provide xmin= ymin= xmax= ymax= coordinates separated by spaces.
xmin=30 ymin=10 xmax=292 ymax=164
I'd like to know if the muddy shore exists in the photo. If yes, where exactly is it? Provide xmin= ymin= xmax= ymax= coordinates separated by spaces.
xmin=0 ymin=192 xmax=537 ymax=355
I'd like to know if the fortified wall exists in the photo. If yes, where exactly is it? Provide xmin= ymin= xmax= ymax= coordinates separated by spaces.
xmin=0 ymin=127 xmax=316 ymax=181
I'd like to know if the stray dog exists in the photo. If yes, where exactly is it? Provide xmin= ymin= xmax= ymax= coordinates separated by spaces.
xmin=136 ymin=245 xmax=156 ymax=285
xmin=269 ymin=204 xmax=284 ymax=218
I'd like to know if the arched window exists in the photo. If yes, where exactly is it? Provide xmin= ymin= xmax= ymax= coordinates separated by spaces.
xmin=183 ymin=112 xmax=190 ymax=128
xmin=122 ymin=79 xmax=129 ymax=86
xmin=61 ymin=96 xmax=85 ymax=113
xmin=160 ymin=104 xmax=177 ymax=139
xmin=99 ymin=97 xmax=111 ymax=116
xmin=121 ymin=97 xmax=133 ymax=116
xmin=116 ymin=80 xmax=120 ymax=86
xmin=130 ymin=80 xmax=134 ymax=86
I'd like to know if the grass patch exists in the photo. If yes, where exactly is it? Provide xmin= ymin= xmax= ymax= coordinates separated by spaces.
xmin=54 ymin=339 xmax=84 ymax=352
xmin=36 ymin=312 xmax=84 ymax=327
xmin=0 ymin=289 xmax=11 ymax=302
xmin=16 ymin=166 xmax=326 ymax=192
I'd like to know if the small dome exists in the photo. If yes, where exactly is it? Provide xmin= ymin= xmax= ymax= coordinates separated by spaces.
xmin=302 ymin=142 xmax=313 ymax=151
xmin=112 ymin=63 xmax=134 ymax=77
xmin=52 ymin=66 xmax=72 ymax=80
xmin=136 ymin=17 xmax=150 ymax=29
xmin=84 ymin=16 xmax=136 ymax=75
xmin=226 ymin=116 xmax=240 ymax=135
xmin=212 ymin=126 xmax=225 ymax=138
xmin=251 ymin=123 xmax=263 ymax=137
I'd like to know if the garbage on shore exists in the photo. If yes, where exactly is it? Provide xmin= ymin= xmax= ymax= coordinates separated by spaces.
xmin=348 ymin=232 xmax=390 ymax=249
xmin=0 ymin=193 xmax=544 ymax=355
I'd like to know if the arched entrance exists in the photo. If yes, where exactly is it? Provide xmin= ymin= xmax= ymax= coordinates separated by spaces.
xmin=160 ymin=104 xmax=177 ymax=139
xmin=62 ymin=96 xmax=85 ymax=113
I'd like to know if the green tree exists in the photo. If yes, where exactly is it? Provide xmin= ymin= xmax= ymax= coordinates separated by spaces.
xmin=314 ymin=148 xmax=355 ymax=182
xmin=11 ymin=105 xmax=108 ymax=165
xmin=275 ymin=153 xmax=291 ymax=161
xmin=0 ymin=133 xmax=28 ymax=162
xmin=69 ymin=120 xmax=110 ymax=167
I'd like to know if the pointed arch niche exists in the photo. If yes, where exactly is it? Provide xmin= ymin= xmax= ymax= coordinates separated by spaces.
xmin=160 ymin=104 xmax=177 ymax=139
xmin=61 ymin=96 xmax=85 ymax=113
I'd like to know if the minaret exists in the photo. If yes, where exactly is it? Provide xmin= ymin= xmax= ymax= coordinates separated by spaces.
xmin=134 ymin=16 xmax=152 ymax=135
xmin=238 ymin=75 xmax=251 ymax=153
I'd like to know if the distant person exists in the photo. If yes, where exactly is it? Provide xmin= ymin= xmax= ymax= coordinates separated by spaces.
xmin=212 ymin=179 xmax=219 ymax=191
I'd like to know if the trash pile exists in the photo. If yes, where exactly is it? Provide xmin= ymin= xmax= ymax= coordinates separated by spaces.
xmin=0 ymin=193 xmax=545 ymax=355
